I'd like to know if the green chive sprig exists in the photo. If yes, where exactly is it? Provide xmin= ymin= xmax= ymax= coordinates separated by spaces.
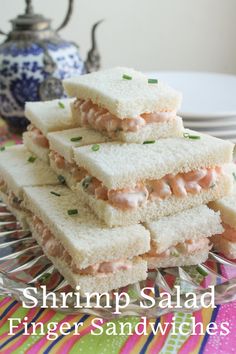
xmin=183 ymin=133 xmax=201 ymax=140
xmin=50 ymin=191 xmax=61 ymax=197
xmin=122 ymin=74 xmax=132 ymax=80
xmin=196 ymin=265 xmax=208 ymax=277
xmin=148 ymin=78 xmax=158 ymax=84
xmin=67 ymin=209 xmax=78 ymax=216
xmin=143 ymin=140 xmax=155 ymax=144
xmin=70 ymin=136 xmax=82 ymax=142
xmin=233 ymin=172 xmax=236 ymax=182
xmin=28 ymin=156 xmax=37 ymax=163
xmin=91 ymin=144 xmax=100 ymax=151
xmin=58 ymin=101 xmax=65 ymax=109
xmin=0 ymin=146 xmax=5 ymax=152
xmin=82 ymin=176 xmax=92 ymax=189
xmin=58 ymin=175 xmax=66 ymax=184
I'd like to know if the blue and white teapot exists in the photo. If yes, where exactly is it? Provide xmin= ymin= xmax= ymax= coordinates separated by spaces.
xmin=0 ymin=0 xmax=102 ymax=133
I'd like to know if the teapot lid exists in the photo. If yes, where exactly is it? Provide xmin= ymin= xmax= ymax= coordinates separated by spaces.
xmin=10 ymin=0 xmax=51 ymax=31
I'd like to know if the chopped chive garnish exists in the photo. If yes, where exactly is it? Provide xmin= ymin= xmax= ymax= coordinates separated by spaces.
xmin=39 ymin=273 xmax=51 ymax=283
xmin=143 ymin=140 xmax=155 ymax=144
xmin=50 ymin=191 xmax=61 ymax=197
xmin=58 ymin=175 xmax=66 ymax=184
xmin=82 ymin=176 xmax=92 ymax=189
xmin=122 ymin=74 xmax=132 ymax=80
xmin=233 ymin=172 xmax=236 ymax=182
xmin=58 ymin=101 xmax=65 ymax=109
xmin=91 ymin=144 xmax=100 ymax=151
xmin=67 ymin=209 xmax=78 ymax=216
xmin=171 ymin=251 xmax=179 ymax=257
xmin=196 ymin=266 xmax=208 ymax=277
xmin=210 ymin=184 xmax=216 ymax=189
xmin=70 ymin=136 xmax=82 ymax=142
xmin=0 ymin=146 xmax=5 ymax=151
xmin=148 ymin=78 xmax=158 ymax=84
xmin=183 ymin=133 xmax=201 ymax=140
xmin=28 ymin=156 xmax=37 ymax=163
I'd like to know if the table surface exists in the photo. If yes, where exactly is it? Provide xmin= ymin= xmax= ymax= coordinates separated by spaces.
xmin=0 ymin=120 xmax=235 ymax=354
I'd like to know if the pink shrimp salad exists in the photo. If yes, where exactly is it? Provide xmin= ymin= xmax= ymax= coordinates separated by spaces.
xmin=49 ymin=151 xmax=87 ymax=182
xmin=147 ymin=237 xmax=211 ymax=259
xmin=27 ymin=124 xmax=49 ymax=148
xmin=219 ymin=223 xmax=236 ymax=242
xmin=32 ymin=216 xmax=132 ymax=275
xmin=73 ymin=99 xmax=176 ymax=136
xmin=82 ymin=166 xmax=222 ymax=210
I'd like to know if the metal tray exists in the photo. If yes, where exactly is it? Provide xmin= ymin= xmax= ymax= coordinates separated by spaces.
xmin=0 ymin=201 xmax=236 ymax=318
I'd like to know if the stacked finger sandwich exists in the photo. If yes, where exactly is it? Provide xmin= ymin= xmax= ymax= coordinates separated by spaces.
xmin=208 ymin=164 xmax=236 ymax=259
xmin=0 ymin=67 xmax=234 ymax=294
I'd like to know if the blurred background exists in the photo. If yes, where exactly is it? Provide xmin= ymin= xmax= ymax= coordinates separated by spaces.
xmin=1 ymin=0 xmax=236 ymax=73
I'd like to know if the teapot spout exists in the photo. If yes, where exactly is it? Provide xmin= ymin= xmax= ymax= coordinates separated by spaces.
xmin=85 ymin=19 xmax=104 ymax=73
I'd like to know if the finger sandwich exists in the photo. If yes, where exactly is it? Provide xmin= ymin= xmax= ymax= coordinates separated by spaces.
xmin=23 ymin=98 xmax=77 ymax=163
xmin=0 ymin=145 xmax=59 ymax=228
xmin=63 ymin=67 xmax=183 ymax=143
xmin=48 ymin=127 xmax=108 ymax=188
xmin=23 ymin=185 xmax=150 ymax=293
xmin=73 ymin=131 xmax=233 ymax=226
xmin=144 ymin=205 xmax=223 ymax=268
xmin=209 ymin=164 xmax=236 ymax=259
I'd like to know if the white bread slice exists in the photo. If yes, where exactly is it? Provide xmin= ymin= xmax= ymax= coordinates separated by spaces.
xmin=22 ymin=185 xmax=150 ymax=269
xmin=145 ymin=205 xmax=223 ymax=254
xmin=0 ymin=145 xmax=59 ymax=199
xmin=209 ymin=164 xmax=236 ymax=229
xmin=25 ymin=98 xmax=77 ymax=136
xmin=23 ymin=132 xmax=49 ymax=163
xmin=211 ymin=235 xmax=236 ymax=259
xmin=73 ymin=130 xmax=234 ymax=189
xmin=48 ymin=127 xmax=109 ymax=162
xmin=0 ymin=190 xmax=29 ymax=229
xmin=75 ymin=172 xmax=232 ymax=227
xmin=145 ymin=250 xmax=209 ymax=269
xmin=28 ymin=218 xmax=147 ymax=293
xmin=63 ymin=67 xmax=182 ymax=118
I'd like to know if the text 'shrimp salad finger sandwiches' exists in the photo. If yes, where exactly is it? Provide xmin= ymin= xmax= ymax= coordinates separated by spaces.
xmin=0 ymin=67 xmax=235 ymax=294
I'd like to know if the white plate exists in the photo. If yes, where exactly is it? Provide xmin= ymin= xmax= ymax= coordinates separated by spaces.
xmin=184 ymin=119 xmax=236 ymax=129
xmin=147 ymin=71 xmax=236 ymax=119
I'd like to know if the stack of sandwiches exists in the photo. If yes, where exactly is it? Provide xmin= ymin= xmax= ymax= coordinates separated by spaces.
xmin=208 ymin=165 xmax=236 ymax=259
xmin=0 ymin=67 xmax=235 ymax=294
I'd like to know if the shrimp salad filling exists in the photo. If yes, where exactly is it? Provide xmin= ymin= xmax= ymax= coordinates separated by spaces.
xmin=217 ymin=223 xmax=236 ymax=243
xmin=32 ymin=215 xmax=133 ymax=276
xmin=81 ymin=166 xmax=223 ymax=210
xmin=49 ymin=151 xmax=87 ymax=183
xmin=26 ymin=124 xmax=49 ymax=149
xmin=73 ymin=98 xmax=177 ymax=137
xmin=146 ymin=238 xmax=211 ymax=262
xmin=0 ymin=178 xmax=24 ymax=211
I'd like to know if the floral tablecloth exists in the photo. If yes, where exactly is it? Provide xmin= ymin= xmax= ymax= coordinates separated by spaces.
xmin=0 ymin=119 xmax=235 ymax=354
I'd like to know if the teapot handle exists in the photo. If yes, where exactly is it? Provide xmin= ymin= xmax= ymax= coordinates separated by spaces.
xmin=56 ymin=0 xmax=74 ymax=32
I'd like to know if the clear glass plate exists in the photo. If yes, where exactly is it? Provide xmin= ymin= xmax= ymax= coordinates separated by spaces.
xmin=0 ymin=201 xmax=236 ymax=319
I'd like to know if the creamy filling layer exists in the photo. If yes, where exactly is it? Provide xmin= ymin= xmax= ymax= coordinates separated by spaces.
xmin=32 ymin=215 xmax=133 ymax=275
xmin=218 ymin=223 xmax=236 ymax=243
xmin=0 ymin=178 xmax=24 ymax=211
xmin=27 ymin=124 xmax=49 ymax=148
xmin=81 ymin=166 xmax=222 ymax=210
xmin=49 ymin=151 xmax=87 ymax=183
xmin=73 ymin=98 xmax=177 ymax=137
xmin=146 ymin=237 xmax=211 ymax=260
